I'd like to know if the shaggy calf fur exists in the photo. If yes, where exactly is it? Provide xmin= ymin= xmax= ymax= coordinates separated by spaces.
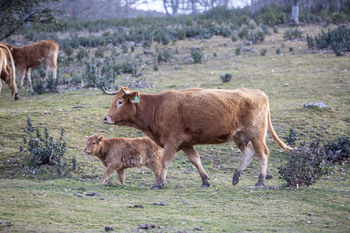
xmin=83 ymin=134 xmax=163 ymax=186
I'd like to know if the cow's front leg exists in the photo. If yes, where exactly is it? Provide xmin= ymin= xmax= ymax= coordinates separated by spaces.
xmin=151 ymin=144 xmax=176 ymax=190
xmin=117 ymin=168 xmax=125 ymax=185
xmin=183 ymin=146 xmax=210 ymax=187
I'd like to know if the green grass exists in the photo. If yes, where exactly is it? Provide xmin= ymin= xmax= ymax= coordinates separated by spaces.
xmin=0 ymin=25 xmax=349 ymax=232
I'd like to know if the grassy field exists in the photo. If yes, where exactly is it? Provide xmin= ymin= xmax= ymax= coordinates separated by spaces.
xmin=0 ymin=25 xmax=349 ymax=232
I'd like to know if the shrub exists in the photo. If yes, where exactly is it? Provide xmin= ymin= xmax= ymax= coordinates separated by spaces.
xmin=220 ymin=73 xmax=233 ymax=83
xmin=323 ymin=137 xmax=350 ymax=163
xmin=329 ymin=26 xmax=350 ymax=56
xmin=231 ymin=34 xmax=238 ymax=42
xmin=256 ymin=3 xmax=287 ymax=26
xmin=76 ymin=49 xmax=89 ymax=61
xmin=273 ymin=26 xmax=279 ymax=33
xmin=247 ymin=30 xmax=265 ymax=44
xmin=156 ymin=48 xmax=173 ymax=63
xmin=260 ymin=48 xmax=267 ymax=56
xmin=82 ymin=62 xmax=100 ymax=87
xmin=283 ymin=28 xmax=303 ymax=40
xmin=306 ymin=34 xmax=315 ymax=49
xmin=235 ymin=47 xmax=241 ymax=55
xmin=238 ymin=26 xmax=249 ymax=39
xmin=94 ymin=48 xmax=104 ymax=58
xmin=122 ymin=43 xmax=128 ymax=53
xmin=289 ymin=47 xmax=294 ymax=52
xmin=153 ymin=64 xmax=158 ymax=71
xmin=191 ymin=47 xmax=203 ymax=63
xmin=278 ymin=146 xmax=329 ymax=188
xmin=276 ymin=48 xmax=281 ymax=54
xmin=64 ymin=46 xmax=73 ymax=56
xmin=19 ymin=117 xmax=69 ymax=175
xmin=284 ymin=128 xmax=297 ymax=146
xmin=261 ymin=25 xmax=270 ymax=35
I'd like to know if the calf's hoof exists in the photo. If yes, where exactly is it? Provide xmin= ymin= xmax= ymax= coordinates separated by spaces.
xmin=151 ymin=185 xmax=163 ymax=190
xmin=14 ymin=93 xmax=19 ymax=101
xmin=201 ymin=182 xmax=210 ymax=188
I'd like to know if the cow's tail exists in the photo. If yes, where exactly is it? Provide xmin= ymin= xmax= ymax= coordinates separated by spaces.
xmin=267 ymin=108 xmax=293 ymax=151
xmin=0 ymin=44 xmax=17 ymax=100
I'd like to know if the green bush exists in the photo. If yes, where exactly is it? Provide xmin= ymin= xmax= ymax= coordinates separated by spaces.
xmin=247 ymin=30 xmax=265 ymax=44
xmin=76 ymin=49 xmax=89 ymax=61
xmin=94 ymin=48 xmax=104 ymax=58
xmin=276 ymin=48 xmax=281 ymax=54
xmin=278 ymin=146 xmax=329 ymax=188
xmin=283 ymin=28 xmax=303 ymax=40
xmin=260 ymin=48 xmax=267 ymax=56
xmin=235 ymin=47 xmax=241 ymax=55
xmin=19 ymin=117 xmax=69 ymax=175
xmin=237 ymin=26 xmax=249 ymax=39
xmin=306 ymin=34 xmax=315 ymax=49
xmin=82 ymin=62 xmax=100 ymax=87
xmin=231 ymin=34 xmax=238 ymax=42
xmin=256 ymin=3 xmax=287 ymax=26
xmin=156 ymin=48 xmax=173 ymax=63
xmin=191 ymin=47 xmax=203 ymax=63
xmin=64 ymin=46 xmax=73 ymax=56
xmin=273 ymin=26 xmax=279 ymax=33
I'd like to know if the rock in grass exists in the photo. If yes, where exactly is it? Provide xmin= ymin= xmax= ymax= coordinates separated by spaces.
xmin=74 ymin=193 xmax=84 ymax=198
xmin=304 ymin=102 xmax=326 ymax=108
xmin=84 ymin=192 xmax=100 ymax=197
xmin=151 ymin=201 xmax=169 ymax=206
xmin=129 ymin=204 xmax=144 ymax=208
xmin=220 ymin=73 xmax=233 ymax=83
xmin=138 ymin=224 xmax=156 ymax=230
xmin=105 ymin=226 xmax=114 ymax=231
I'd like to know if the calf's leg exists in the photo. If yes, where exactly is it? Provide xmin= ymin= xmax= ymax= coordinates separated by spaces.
xmin=101 ymin=165 xmax=116 ymax=184
xmin=251 ymin=138 xmax=270 ymax=187
xmin=183 ymin=146 xmax=210 ymax=187
xmin=26 ymin=68 xmax=32 ymax=87
xmin=117 ymin=168 xmax=125 ymax=185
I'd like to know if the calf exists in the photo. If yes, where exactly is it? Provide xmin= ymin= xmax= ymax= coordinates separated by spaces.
xmin=0 ymin=44 xmax=19 ymax=100
xmin=5 ymin=40 xmax=59 ymax=88
xmin=83 ymin=134 xmax=163 ymax=186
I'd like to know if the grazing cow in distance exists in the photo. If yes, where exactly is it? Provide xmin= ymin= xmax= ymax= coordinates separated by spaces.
xmin=5 ymin=40 xmax=59 ymax=88
xmin=0 ymin=44 xmax=19 ymax=100
xmin=102 ymin=87 xmax=292 ymax=189
xmin=83 ymin=134 xmax=163 ymax=186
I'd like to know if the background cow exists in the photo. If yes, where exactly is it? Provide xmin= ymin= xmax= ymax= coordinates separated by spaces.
xmin=0 ymin=44 xmax=19 ymax=100
xmin=83 ymin=134 xmax=163 ymax=186
xmin=5 ymin=40 xmax=59 ymax=88
xmin=103 ymin=87 xmax=292 ymax=189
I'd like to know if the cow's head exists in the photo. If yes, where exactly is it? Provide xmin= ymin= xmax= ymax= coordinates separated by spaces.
xmin=102 ymin=87 xmax=140 ymax=126
xmin=83 ymin=134 xmax=104 ymax=155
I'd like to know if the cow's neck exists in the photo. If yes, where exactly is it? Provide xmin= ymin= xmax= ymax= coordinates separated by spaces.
xmin=133 ymin=94 xmax=163 ymax=144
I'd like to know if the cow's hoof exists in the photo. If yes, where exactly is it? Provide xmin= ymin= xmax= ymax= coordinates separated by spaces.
xmin=255 ymin=182 xmax=266 ymax=187
xmin=201 ymin=183 xmax=210 ymax=188
xmin=232 ymin=177 xmax=240 ymax=185
xmin=14 ymin=93 xmax=19 ymax=101
xmin=151 ymin=185 xmax=163 ymax=190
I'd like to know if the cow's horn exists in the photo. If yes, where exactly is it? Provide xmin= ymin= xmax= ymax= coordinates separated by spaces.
xmin=121 ymin=87 xmax=130 ymax=95
xmin=102 ymin=87 xmax=118 ymax=95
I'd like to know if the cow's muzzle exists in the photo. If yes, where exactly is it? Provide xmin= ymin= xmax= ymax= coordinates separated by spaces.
xmin=102 ymin=115 xmax=114 ymax=125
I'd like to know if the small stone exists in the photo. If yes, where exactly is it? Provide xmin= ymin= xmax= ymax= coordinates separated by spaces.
xmin=105 ymin=226 xmax=114 ymax=231
xmin=266 ymin=173 xmax=274 ymax=179
xmin=194 ymin=227 xmax=202 ymax=231
xmin=308 ymin=212 xmax=314 ymax=216
xmin=138 ymin=224 xmax=156 ymax=230
xmin=183 ymin=201 xmax=191 ymax=205
xmin=74 ymin=193 xmax=84 ymax=198
xmin=130 ymin=204 xmax=144 ymax=208
xmin=151 ymin=201 xmax=169 ymax=206
xmin=85 ymin=192 xmax=100 ymax=197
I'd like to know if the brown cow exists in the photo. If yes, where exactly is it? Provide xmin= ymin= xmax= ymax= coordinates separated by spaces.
xmin=83 ymin=134 xmax=163 ymax=186
xmin=5 ymin=40 xmax=59 ymax=88
xmin=102 ymin=87 xmax=292 ymax=189
xmin=0 ymin=44 xmax=19 ymax=100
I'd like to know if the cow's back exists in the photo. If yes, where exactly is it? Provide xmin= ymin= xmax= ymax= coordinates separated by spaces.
xmin=157 ymin=88 xmax=269 ymax=147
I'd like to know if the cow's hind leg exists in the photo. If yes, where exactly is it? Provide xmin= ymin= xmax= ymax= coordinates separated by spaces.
xmin=19 ymin=69 xmax=26 ymax=89
xmin=232 ymin=131 xmax=256 ymax=185
xmin=183 ymin=146 xmax=210 ymax=187
xmin=251 ymin=138 xmax=270 ymax=187
xmin=26 ymin=68 xmax=32 ymax=88
xmin=152 ymin=145 xmax=177 ymax=189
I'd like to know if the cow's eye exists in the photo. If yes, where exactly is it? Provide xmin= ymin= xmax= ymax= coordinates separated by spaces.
xmin=92 ymin=142 xmax=95 ymax=145
xmin=117 ymin=100 xmax=123 ymax=106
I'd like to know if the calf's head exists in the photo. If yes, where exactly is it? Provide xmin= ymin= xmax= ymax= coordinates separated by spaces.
xmin=102 ymin=87 xmax=140 ymax=126
xmin=83 ymin=134 xmax=104 ymax=155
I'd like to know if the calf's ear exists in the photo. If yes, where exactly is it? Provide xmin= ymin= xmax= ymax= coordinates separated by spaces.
xmin=129 ymin=91 xmax=140 ymax=103
xmin=99 ymin=136 xmax=104 ymax=142
xmin=84 ymin=136 xmax=88 ymax=143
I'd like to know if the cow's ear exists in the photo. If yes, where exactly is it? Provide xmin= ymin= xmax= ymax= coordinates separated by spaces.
xmin=99 ymin=136 xmax=104 ymax=142
xmin=129 ymin=91 xmax=140 ymax=103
